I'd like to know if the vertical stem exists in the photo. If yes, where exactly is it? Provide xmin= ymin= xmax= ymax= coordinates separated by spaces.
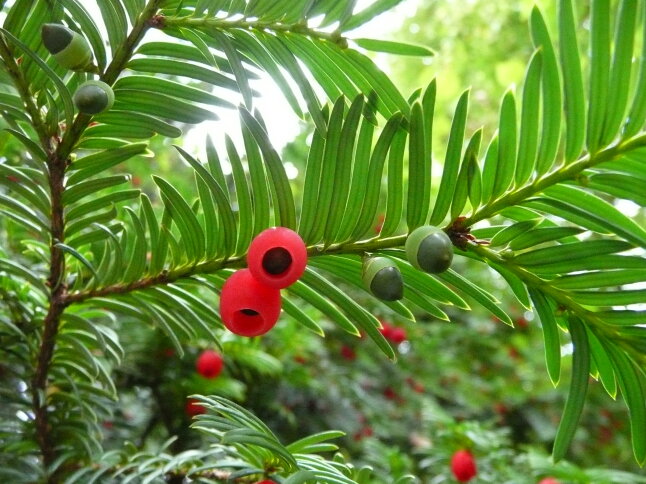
xmin=31 ymin=152 xmax=67 ymax=480
xmin=27 ymin=1 xmax=163 ymax=479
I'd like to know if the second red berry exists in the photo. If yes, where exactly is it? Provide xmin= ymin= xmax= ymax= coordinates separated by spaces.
xmin=196 ymin=349 xmax=224 ymax=379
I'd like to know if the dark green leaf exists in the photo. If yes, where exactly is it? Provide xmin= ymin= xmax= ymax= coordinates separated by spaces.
xmin=350 ymin=113 xmax=403 ymax=239
xmin=406 ymin=102 xmax=430 ymax=229
xmin=606 ymin=343 xmax=646 ymax=464
xmin=492 ymin=90 xmax=516 ymax=198
xmin=113 ymin=75 xmax=235 ymax=108
xmin=558 ymin=0 xmax=586 ymax=162
xmin=240 ymin=108 xmax=296 ymax=229
xmin=381 ymin=127 xmax=407 ymax=237
xmin=542 ymin=185 xmax=646 ymax=247
xmin=586 ymin=0 xmax=610 ymax=153
xmin=601 ymin=0 xmax=637 ymax=146
xmin=154 ymin=176 xmax=205 ymax=263
xmin=530 ymin=7 xmax=562 ymax=174
xmin=552 ymin=316 xmax=589 ymax=461
xmin=529 ymin=289 xmax=561 ymax=385
xmin=325 ymin=95 xmax=364 ymax=242
xmin=353 ymin=38 xmax=434 ymax=57
xmin=515 ymin=50 xmax=542 ymax=185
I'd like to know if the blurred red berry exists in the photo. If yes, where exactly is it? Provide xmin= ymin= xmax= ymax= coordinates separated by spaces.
xmin=196 ymin=349 xmax=224 ymax=379
xmin=340 ymin=345 xmax=356 ymax=361
xmin=162 ymin=348 xmax=174 ymax=358
xmin=389 ymin=326 xmax=407 ymax=344
xmin=598 ymin=424 xmax=614 ymax=443
xmin=101 ymin=421 xmax=113 ymax=429
xmin=494 ymin=402 xmax=508 ymax=416
xmin=255 ymin=481 xmax=277 ymax=484
xmin=383 ymin=387 xmax=397 ymax=400
xmin=379 ymin=321 xmax=393 ymax=339
xmin=353 ymin=424 xmax=374 ymax=441
xmin=247 ymin=227 xmax=307 ymax=289
xmin=450 ymin=449 xmax=477 ymax=482
xmin=515 ymin=316 xmax=529 ymax=329
xmin=185 ymin=398 xmax=206 ymax=417
xmin=507 ymin=346 xmax=520 ymax=360
xmin=293 ymin=355 xmax=307 ymax=364
xmin=538 ymin=478 xmax=561 ymax=484
xmin=374 ymin=213 xmax=385 ymax=234
xmin=6 ymin=175 xmax=19 ymax=183
xmin=406 ymin=377 xmax=425 ymax=393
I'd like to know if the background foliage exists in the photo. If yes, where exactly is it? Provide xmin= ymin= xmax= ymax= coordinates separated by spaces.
xmin=0 ymin=0 xmax=645 ymax=482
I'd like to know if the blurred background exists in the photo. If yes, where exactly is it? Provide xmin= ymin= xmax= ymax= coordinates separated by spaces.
xmin=28 ymin=1 xmax=640 ymax=482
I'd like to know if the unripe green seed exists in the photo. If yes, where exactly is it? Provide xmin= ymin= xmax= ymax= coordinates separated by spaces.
xmin=73 ymin=80 xmax=114 ymax=115
xmin=41 ymin=23 xmax=92 ymax=70
xmin=362 ymin=256 xmax=403 ymax=301
xmin=405 ymin=225 xmax=453 ymax=274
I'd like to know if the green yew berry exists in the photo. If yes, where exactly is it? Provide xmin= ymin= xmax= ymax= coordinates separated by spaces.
xmin=362 ymin=256 xmax=403 ymax=301
xmin=405 ymin=225 xmax=453 ymax=273
xmin=41 ymin=23 xmax=93 ymax=70
xmin=73 ymin=81 xmax=114 ymax=115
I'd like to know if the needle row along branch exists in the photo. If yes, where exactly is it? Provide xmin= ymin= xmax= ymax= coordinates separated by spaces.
xmin=64 ymin=132 xmax=646 ymax=307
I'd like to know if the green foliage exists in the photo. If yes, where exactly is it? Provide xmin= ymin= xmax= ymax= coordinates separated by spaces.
xmin=0 ymin=0 xmax=645 ymax=482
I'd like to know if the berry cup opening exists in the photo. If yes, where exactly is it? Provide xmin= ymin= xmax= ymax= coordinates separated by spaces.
xmin=262 ymin=247 xmax=292 ymax=275
xmin=232 ymin=309 xmax=266 ymax=336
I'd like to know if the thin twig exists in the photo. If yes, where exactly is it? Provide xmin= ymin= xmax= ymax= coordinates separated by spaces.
xmin=161 ymin=15 xmax=347 ymax=47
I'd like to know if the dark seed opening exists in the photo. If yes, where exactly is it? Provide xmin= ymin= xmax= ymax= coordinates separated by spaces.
xmin=262 ymin=247 xmax=292 ymax=275
xmin=240 ymin=308 xmax=259 ymax=316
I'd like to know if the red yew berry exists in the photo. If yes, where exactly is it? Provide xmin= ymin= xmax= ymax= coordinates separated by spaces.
xmin=247 ymin=227 xmax=307 ymax=289
xmin=538 ymin=479 xmax=561 ymax=484
xmin=196 ymin=349 xmax=224 ymax=379
xmin=389 ymin=326 xmax=407 ymax=344
xmin=255 ymin=481 xmax=276 ymax=484
xmin=219 ymin=269 xmax=282 ymax=337
xmin=450 ymin=449 xmax=477 ymax=482
xmin=185 ymin=398 xmax=206 ymax=417
xmin=340 ymin=345 xmax=357 ymax=361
